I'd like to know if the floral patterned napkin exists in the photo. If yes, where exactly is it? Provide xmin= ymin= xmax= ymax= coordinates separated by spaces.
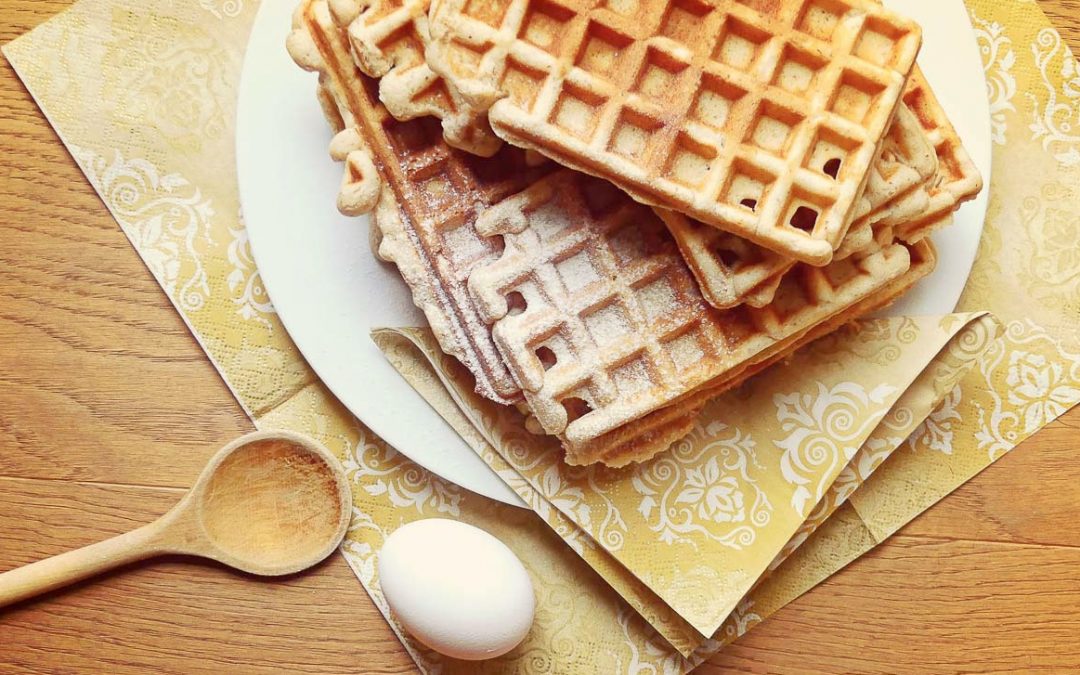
xmin=4 ymin=0 xmax=1079 ymax=671
xmin=376 ymin=312 xmax=999 ymax=656
xmin=376 ymin=313 xmax=1000 ymax=641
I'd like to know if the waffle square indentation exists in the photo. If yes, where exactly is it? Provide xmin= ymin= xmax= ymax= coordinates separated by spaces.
xmin=583 ymin=302 xmax=632 ymax=346
xmin=796 ymin=0 xmax=849 ymax=43
xmin=556 ymin=249 xmax=602 ymax=293
xmin=772 ymin=44 xmax=828 ymax=96
xmin=601 ymin=0 xmax=639 ymax=16
xmin=710 ymin=237 xmax=751 ymax=271
xmin=803 ymin=125 xmax=859 ymax=180
xmin=444 ymin=38 xmax=486 ymax=76
xmin=689 ymin=73 xmax=747 ymax=131
xmin=658 ymin=0 xmax=713 ymax=44
xmin=829 ymin=69 xmax=886 ymax=125
xmin=530 ymin=198 xmax=575 ymax=240
xmin=770 ymin=274 xmax=814 ymax=321
xmin=610 ymin=356 xmax=652 ymax=396
xmin=575 ymin=21 xmax=632 ymax=81
xmin=462 ymin=0 xmax=512 ymax=26
xmin=520 ymin=0 xmax=577 ymax=56
xmin=550 ymin=83 xmax=607 ymax=142
xmin=500 ymin=57 xmax=548 ymax=112
xmin=633 ymin=46 xmax=690 ymax=101
xmin=713 ymin=17 xmax=771 ymax=72
xmin=385 ymin=116 xmax=443 ymax=158
xmin=747 ymin=100 xmax=804 ymax=155
xmin=378 ymin=24 xmax=427 ymax=69
xmin=821 ymin=252 xmax=862 ymax=288
xmin=608 ymin=108 xmax=663 ymax=162
xmin=720 ymin=158 xmax=776 ymax=211
xmin=536 ymin=330 xmax=573 ymax=368
xmin=853 ymin=17 xmax=906 ymax=69
xmin=781 ymin=188 xmax=834 ymax=236
xmin=663 ymin=132 xmax=717 ymax=190
xmin=664 ymin=328 xmax=707 ymax=371
xmin=414 ymin=163 xmax=459 ymax=210
xmin=635 ymin=276 xmax=679 ymax=322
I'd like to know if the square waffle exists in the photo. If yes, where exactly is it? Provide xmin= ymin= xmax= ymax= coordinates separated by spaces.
xmin=573 ymin=236 xmax=937 ymax=467
xmin=467 ymin=170 xmax=926 ymax=450
xmin=427 ymin=0 xmax=923 ymax=265
xmin=292 ymin=0 xmax=776 ymax=463
xmin=321 ymin=0 xmax=942 ymax=311
xmin=890 ymin=66 xmax=983 ymax=242
xmin=290 ymin=0 xmax=943 ymax=466
xmin=666 ymin=92 xmax=938 ymax=309
xmin=327 ymin=0 xmax=502 ymax=155
xmin=821 ymin=66 xmax=984 ymax=259
xmin=289 ymin=0 xmax=555 ymax=404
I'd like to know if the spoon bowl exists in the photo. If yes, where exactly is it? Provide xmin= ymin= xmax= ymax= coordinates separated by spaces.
xmin=195 ymin=432 xmax=352 ymax=576
xmin=0 ymin=431 xmax=352 ymax=608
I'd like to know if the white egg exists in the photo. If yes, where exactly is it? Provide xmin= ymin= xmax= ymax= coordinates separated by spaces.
xmin=377 ymin=519 xmax=535 ymax=661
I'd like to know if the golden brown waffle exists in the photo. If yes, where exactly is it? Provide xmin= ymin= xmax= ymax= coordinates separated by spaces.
xmin=327 ymin=0 xmax=929 ymax=310
xmin=576 ymin=237 xmax=936 ymax=467
xmin=853 ymin=103 xmax=938 ymax=223
xmin=427 ymin=0 xmax=923 ymax=265
xmin=289 ymin=0 xmax=554 ymax=404
xmin=658 ymin=210 xmax=790 ymax=309
xmin=291 ymin=4 xmax=759 ymax=463
xmin=892 ymin=67 xmax=983 ymax=243
xmin=467 ymin=170 xmax=922 ymax=450
xmin=318 ymin=0 xmax=948 ymax=311
xmin=290 ymin=0 xmax=947 ymax=467
xmin=824 ymin=66 xmax=982 ymax=261
xmin=326 ymin=0 xmax=502 ymax=156
xmin=664 ymin=92 xmax=937 ymax=309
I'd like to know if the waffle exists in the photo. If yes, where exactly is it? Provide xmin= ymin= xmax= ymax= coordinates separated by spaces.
xmin=327 ymin=0 xmax=502 ymax=156
xmin=291 ymin=0 xmax=947 ymax=467
xmin=665 ymin=93 xmax=936 ymax=308
xmin=672 ymin=61 xmax=977 ymax=312
xmin=329 ymin=0 xmax=929 ymax=310
xmin=854 ymin=102 xmax=938 ymax=222
xmin=293 ymin=7 xmax=752 ymax=464
xmin=658 ymin=210 xmax=790 ymax=308
xmin=576 ymin=237 xmax=937 ymax=467
xmin=427 ymin=0 xmax=923 ymax=265
xmin=467 ymin=170 xmax=925 ymax=449
xmin=891 ymin=66 xmax=983 ymax=243
xmin=289 ymin=0 xmax=555 ymax=404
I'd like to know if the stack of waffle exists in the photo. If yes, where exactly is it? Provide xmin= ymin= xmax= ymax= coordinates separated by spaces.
xmin=287 ymin=0 xmax=982 ymax=467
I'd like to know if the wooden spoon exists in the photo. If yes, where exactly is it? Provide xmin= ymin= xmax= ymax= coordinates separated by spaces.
xmin=0 ymin=431 xmax=352 ymax=608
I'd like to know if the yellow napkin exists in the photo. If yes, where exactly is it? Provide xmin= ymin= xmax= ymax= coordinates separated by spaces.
xmin=376 ymin=313 xmax=1000 ymax=656
xmin=4 ymin=0 xmax=1078 ymax=671
xmin=375 ymin=313 xmax=1000 ymax=641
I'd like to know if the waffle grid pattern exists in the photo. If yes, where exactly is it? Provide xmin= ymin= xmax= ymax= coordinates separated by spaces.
xmin=569 ymin=236 xmax=936 ymax=466
xmin=468 ymin=171 xmax=917 ymax=444
xmin=429 ymin=0 xmax=922 ymax=265
xmin=291 ymin=0 xmax=959 ymax=465
xmin=665 ymin=98 xmax=937 ymax=309
xmin=893 ymin=67 xmax=983 ymax=242
xmin=291 ymin=0 xmax=552 ymax=403
xmin=328 ymin=0 xmax=502 ymax=155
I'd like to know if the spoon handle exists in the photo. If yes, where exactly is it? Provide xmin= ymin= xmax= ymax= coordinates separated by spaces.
xmin=0 ymin=521 xmax=167 ymax=609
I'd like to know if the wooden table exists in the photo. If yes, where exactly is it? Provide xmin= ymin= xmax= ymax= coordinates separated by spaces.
xmin=1 ymin=1 xmax=1078 ymax=672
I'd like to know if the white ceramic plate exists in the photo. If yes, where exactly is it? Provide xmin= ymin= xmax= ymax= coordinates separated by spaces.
xmin=236 ymin=0 xmax=992 ymax=507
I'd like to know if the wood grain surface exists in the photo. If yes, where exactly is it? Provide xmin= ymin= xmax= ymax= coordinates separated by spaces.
xmin=1 ymin=1 xmax=1078 ymax=672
